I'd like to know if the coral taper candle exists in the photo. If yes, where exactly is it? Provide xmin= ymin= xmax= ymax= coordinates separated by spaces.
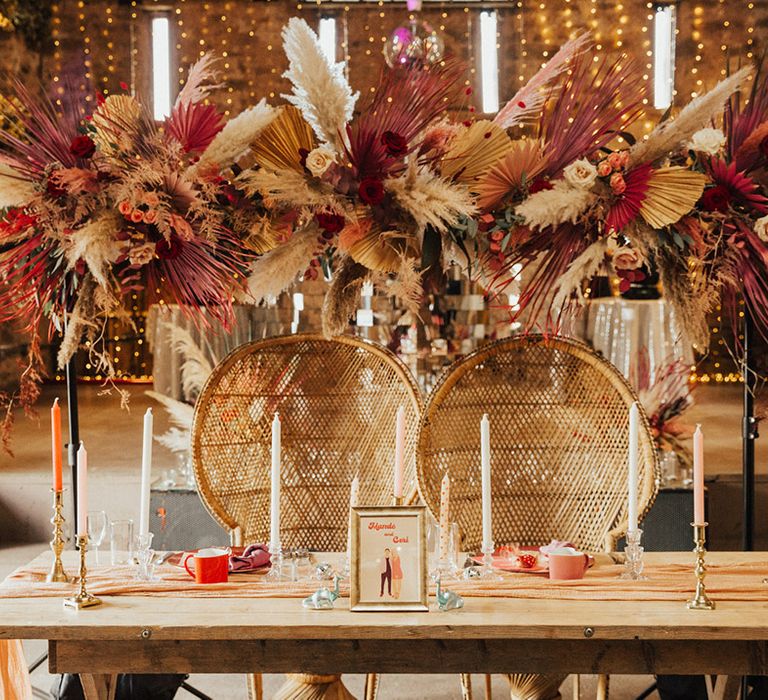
xmin=628 ymin=402 xmax=639 ymax=532
xmin=139 ymin=408 xmax=153 ymax=538
xmin=438 ymin=473 xmax=451 ymax=561
xmin=693 ymin=424 xmax=705 ymax=525
xmin=270 ymin=413 xmax=281 ymax=550
xmin=76 ymin=442 xmax=87 ymax=537
xmin=394 ymin=406 xmax=405 ymax=500
xmin=480 ymin=414 xmax=492 ymax=552
xmin=51 ymin=398 xmax=63 ymax=492
xmin=346 ymin=474 xmax=360 ymax=562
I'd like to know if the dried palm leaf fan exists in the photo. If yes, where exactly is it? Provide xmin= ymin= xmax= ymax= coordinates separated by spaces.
xmin=418 ymin=335 xmax=658 ymax=700
xmin=440 ymin=120 xmax=513 ymax=185
xmin=192 ymin=334 xmax=422 ymax=700
xmin=640 ymin=166 xmax=708 ymax=228
xmin=475 ymin=138 xmax=546 ymax=210
xmin=249 ymin=104 xmax=316 ymax=172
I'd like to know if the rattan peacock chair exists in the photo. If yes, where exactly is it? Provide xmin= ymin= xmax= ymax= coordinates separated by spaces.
xmin=417 ymin=334 xmax=659 ymax=700
xmin=192 ymin=333 xmax=422 ymax=700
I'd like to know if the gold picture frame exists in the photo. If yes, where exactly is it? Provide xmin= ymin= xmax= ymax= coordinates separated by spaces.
xmin=350 ymin=505 xmax=428 ymax=612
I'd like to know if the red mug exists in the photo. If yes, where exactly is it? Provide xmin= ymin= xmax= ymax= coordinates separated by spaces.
xmin=182 ymin=547 xmax=230 ymax=584
xmin=548 ymin=548 xmax=590 ymax=581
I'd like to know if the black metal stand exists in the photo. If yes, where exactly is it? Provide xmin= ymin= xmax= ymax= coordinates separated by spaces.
xmin=65 ymin=353 xmax=80 ymax=530
xmin=742 ymin=306 xmax=757 ymax=552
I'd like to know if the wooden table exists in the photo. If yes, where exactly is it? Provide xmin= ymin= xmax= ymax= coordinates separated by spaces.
xmin=2 ymin=552 xmax=768 ymax=699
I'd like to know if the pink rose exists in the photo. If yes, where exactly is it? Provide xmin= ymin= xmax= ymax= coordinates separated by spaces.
xmin=143 ymin=209 xmax=158 ymax=224
xmin=610 ymin=172 xmax=626 ymax=195
xmin=169 ymin=213 xmax=194 ymax=240
xmin=618 ymin=151 xmax=630 ymax=168
xmin=119 ymin=201 xmax=133 ymax=217
xmin=607 ymin=152 xmax=624 ymax=171
xmin=142 ymin=192 xmax=160 ymax=207
xmin=597 ymin=161 xmax=612 ymax=177
xmin=130 ymin=209 xmax=144 ymax=223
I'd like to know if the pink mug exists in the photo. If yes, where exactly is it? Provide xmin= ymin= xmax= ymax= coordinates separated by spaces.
xmin=548 ymin=547 xmax=589 ymax=580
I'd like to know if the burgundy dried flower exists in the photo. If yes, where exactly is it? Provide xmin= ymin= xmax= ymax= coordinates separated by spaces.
xmin=155 ymin=235 xmax=183 ymax=260
xmin=315 ymin=211 xmax=346 ymax=234
xmin=358 ymin=177 xmax=385 ymax=206
xmin=528 ymin=178 xmax=554 ymax=195
xmin=700 ymin=185 xmax=732 ymax=213
xmin=70 ymin=135 xmax=96 ymax=159
xmin=381 ymin=131 xmax=408 ymax=158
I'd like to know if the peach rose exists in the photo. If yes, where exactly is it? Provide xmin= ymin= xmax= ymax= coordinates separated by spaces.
xmin=610 ymin=172 xmax=627 ymax=195
xmin=118 ymin=201 xmax=133 ymax=217
xmin=143 ymin=209 xmax=158 ymax=224
xmin=169 ymin=213 xmax=194 ymax=240
xmin=607 ymin=152 xmax=624 ymax=171
xmin=612 ymin=246 xmax=643 ymax=271
xmin=128 ymin=242 xmax=156 ymax=266
xmin=597 ymin=161 xmax=612 ymax=177
xmin=130 ymin=209 xmax=144 ymax=223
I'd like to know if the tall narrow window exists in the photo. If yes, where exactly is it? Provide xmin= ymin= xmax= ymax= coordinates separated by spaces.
xmin=479 ymin=10 xmax=499 ymax=114
xmin=318 ymin=17 xmax=337 ymax=63
xmin=653 ymin=4 xmax=676 ymax=109
xmin=151 ymin=16 xmax=172 ymax=120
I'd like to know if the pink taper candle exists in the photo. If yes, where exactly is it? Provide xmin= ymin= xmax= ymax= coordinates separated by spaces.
xmin=76 ymin=442 xmax=87 ymax=536
xmin=693 ymin=424 xmax=705 ymax=525
xmin=394 ymin=406 xmax=405 ymax=500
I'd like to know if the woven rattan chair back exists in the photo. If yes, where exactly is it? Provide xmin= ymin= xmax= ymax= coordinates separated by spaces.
xmin=417 ymin=335 xmax=659 ymax=553
xmin=191 ymin=333 xmax=422 ymax=550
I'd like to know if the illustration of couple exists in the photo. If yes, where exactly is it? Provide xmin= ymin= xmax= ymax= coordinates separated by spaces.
xmin=379 ymin=547 xmax=403 ymax=598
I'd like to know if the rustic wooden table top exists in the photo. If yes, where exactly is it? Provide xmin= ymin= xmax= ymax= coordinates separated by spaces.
xmin=1 ymin=551 xmax=768 ymax=643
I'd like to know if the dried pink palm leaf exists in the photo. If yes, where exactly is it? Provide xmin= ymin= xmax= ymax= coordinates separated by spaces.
xmin=345 ymin=60 xmax=466 ymax=179
xmin=540 ymin=55 xmax=645 ymax=177
xmin=494 ymin=32 xmax=591 ymax=129
xmin=166 ymin=101 xmax=224 ymax=153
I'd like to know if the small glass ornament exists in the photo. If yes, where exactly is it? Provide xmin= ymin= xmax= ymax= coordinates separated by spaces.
xmin=384 ymin=19 xmax=444 ymax=69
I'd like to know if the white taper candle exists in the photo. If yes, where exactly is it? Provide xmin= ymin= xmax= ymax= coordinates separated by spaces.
xmin=628 ymin=402 xmax=639 ymax=532
xmin=270 ymin=412 xmax=281 ymax=551
xmin=139 ymin=408 xmax=153 ymax=537
xmin=480 ymin=414 xmax=492 ymax=552
xmin=394 ymin=405 xmax=405 ymax=500
xmin=76 ymin=442 xmax=88 ymax=537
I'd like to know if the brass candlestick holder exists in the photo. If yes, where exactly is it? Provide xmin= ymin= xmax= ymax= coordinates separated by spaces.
xmin=393 ymin=495 xmax=404 ymax=506
xmin=64 ymin=535 xmax=102 ymax=609
xmin=686 ymin=522 xmax=715 ymax=611
xmin=46 ymin=489 xmax=69 ymax=583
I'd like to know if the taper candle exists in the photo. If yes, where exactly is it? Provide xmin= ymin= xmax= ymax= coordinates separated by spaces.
xmin=438 ymin=473 xmax=451 ymax=561
xmin=270 ymin=412 xmax=281 ymax=550
xmin=346 ymin=474 xmax=360 ymax=562
xmin=51 ymin=398 xmax=63 ymax=492
xmin=628 ymin=402 xmax=639 ymax=532
xmin=693 ymin=424 xmax=705 ymax=525
xmin=480 ymin=414 xmax=492 ymax=552
xmin=138 ymin=408 xmax=153 ymax=537
xmin=394 ymin=406 xmax=405 ymax=500
xmin=76 ymin=442 xmax=87 ymax=537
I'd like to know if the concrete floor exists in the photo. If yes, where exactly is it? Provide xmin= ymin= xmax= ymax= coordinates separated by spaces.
xmin=0 ymin=381 xmax=752 ymax=698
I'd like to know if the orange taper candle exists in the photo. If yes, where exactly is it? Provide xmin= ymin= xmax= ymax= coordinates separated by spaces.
xmin=51 ymin=398 xmax=63 ymax=491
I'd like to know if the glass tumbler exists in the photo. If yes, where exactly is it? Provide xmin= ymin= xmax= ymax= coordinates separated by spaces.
xmin=110 ymin=519 xmax=134 ymax=565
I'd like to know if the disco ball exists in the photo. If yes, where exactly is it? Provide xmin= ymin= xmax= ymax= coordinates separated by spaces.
xmin=383 ymin=19 xmax=445 ymax=69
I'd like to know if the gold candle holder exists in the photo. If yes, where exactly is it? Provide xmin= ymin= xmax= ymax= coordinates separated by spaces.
xmin=393 ymin=495 xmax=404 ymax=506
xmin=64 ymin=535 xmax=102 ymax=609
xmin=686 ymin=522 xmax=715 ymax=611
xmin=46 ymin=489 xmax=69 ymax=583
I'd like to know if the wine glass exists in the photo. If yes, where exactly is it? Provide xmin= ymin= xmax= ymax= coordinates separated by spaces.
xmin=87 ymin=510 xmax=108 ymax=565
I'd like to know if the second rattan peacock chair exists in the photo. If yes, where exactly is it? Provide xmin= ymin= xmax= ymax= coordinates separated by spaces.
xmin=417 ymin=334 xmax=659 ymax=700
xmin=192 ymin=333 xmax=422 ymax=700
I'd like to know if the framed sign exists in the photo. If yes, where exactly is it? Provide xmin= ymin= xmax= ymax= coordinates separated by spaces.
xmin=350 ymin=505 xmax=428 ymax=612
